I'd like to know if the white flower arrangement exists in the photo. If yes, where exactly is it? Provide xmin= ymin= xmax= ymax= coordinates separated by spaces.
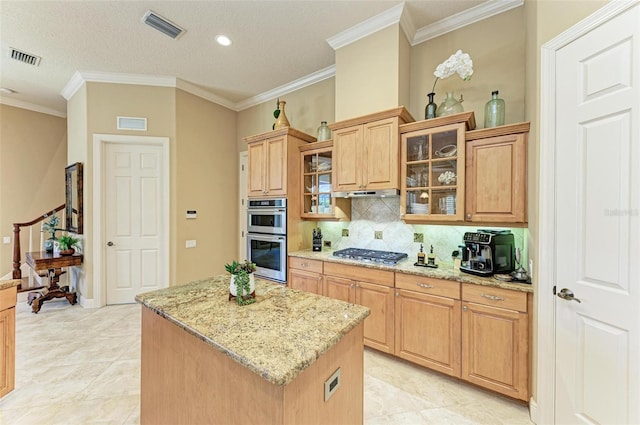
xmin=430 ymin=50 xmax=474 ymax=94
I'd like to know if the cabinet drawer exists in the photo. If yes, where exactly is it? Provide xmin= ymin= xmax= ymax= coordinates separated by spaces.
xmin=288 ymin=257 xmax=323 ymax=274
xmin=462 ymin=283 xmax=527 ymax=312
xmin=395 ymin=273 xmax=460 ymax=299
xmin=0 ymin=285 xmax=17 ymax=311
xmin=323 ymin=262 xmax=394 ymax=287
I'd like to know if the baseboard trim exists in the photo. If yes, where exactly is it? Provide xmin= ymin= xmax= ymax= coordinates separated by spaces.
xmin=529 ymin=397 xmax=538 ymax=424
xmin=79 ymin=296 xmax=97 ymax=308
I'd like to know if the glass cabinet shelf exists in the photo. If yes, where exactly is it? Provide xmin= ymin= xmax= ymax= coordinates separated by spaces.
xmin=400 ymin=115 xmax=473 ymax=222
xmin=299 ymin=141 xmax=350 ymax=220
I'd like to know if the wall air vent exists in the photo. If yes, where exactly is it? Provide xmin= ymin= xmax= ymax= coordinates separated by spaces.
xmin=9 ymin=48 xmax=41 ymax=66
xmin=142 ymin=10 xmax=185 ymax=40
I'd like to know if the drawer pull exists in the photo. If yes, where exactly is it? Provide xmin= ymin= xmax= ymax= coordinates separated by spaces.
xmin=417 ymin=283 xmax=434 ymax=289
xmin=301 ymin=262 xmax=308 ymax=267
xmin=481 ymin=293 xmax=504 ymax=301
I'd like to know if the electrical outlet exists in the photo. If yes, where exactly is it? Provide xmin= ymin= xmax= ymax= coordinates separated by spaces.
xmin=342 ymin=229 xmax=349 ymax=237
xmin=374 ymin=231 xmax=383 ymax=240
xmin=413 ymin=233 xmax=424 ymax=243
xmin=185 ymin=240 xmax=196 ymax=248
xmin=529 ymin=259 xmax=534 ymax=279
xmin=2 ymin=236 xmax=10 ymax=244
xmin=324 ymin=240 xmax=331 ymax=247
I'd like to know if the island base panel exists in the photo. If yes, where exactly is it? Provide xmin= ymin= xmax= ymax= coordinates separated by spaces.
xmin=140 ymin=307 xmax=364 ymax=425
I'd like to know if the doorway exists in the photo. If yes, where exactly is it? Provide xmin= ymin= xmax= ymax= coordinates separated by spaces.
xmin=538 ymin=2 xmax=639 ymax=423
xmin=93 ymin=134 xmax=170 ymax=306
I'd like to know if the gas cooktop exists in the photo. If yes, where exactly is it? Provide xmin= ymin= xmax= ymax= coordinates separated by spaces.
xmin=332 ymin=248 xmax=408 ymax=265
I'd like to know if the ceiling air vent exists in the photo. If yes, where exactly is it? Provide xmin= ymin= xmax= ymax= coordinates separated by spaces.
xmin=142 ymin=10 xmax=185 ymax=40
xmin=9 ymin=47 xmax=41 ymax=66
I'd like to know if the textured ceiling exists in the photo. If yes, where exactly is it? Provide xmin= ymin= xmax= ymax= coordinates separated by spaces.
xmin=0 ymin=0 xmax=492 ymax=115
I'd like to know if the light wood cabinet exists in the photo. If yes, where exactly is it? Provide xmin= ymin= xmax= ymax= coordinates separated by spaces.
xmin=399 ymin=112 xmax=475 ymax=222
xmin=329 ymin=107 xmax=414 ymax=193
xmin=0 ymin=284 xmax=17 ymax=398
xmin=461 ymin=283 xmax=530 ymax=401
xmin=465 ymin=123 xmax=529 ymax=223
xmin=288 ymin=258 xmax=323 ymax=294
xmin=322 ymin=263 xmax=395 ymax=354
xmin=245 ymin=127 xmax=315 ymax=198
xmin=394 ymin=273 xmax=461 ymax=377
xmin=299 ymin=141 xmax=350 ymax=220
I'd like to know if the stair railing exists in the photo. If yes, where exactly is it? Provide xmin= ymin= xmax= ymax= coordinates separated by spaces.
xmin=12 ymin=204 xmax=65 ymax=280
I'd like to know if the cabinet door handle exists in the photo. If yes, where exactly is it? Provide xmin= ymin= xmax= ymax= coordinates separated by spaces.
xmin=395 ymin=292 xmax=400 ymax=297
xmin=466 ymin=213 xmax=472 ymax=219
xmin=300 ymin=262 xmax=308 ymax=267
xmin=350 ymin=283 xmax=355 ymax=288
xmin=481 ymin=293 xmax=504 ymax=301
xmin=417 ymin=283 xmax=434 ymax=289
xmin=463 ymin=306 xmax=468 ymax=311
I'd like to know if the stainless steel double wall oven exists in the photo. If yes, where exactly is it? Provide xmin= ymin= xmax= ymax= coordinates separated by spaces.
xmin=246 ymin=198 xmax=287 ymax=282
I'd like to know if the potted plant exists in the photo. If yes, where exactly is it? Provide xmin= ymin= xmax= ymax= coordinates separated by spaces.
xmin=224 ymin=260 xmax=256 ymax=305
xmin=42 ymin=214 xmax=60 ymax=253
xmin=57 ymin=234 xmax=79 ymax=256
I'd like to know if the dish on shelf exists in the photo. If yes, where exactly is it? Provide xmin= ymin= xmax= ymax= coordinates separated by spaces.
xmin=316 ymin=162 xmax=331 ymax=172
xmin=305 ymin=185 xmax=317 ymax=193
xmin=435 ymin=144 xmax=457 ymax=158
xmin=410 ymin=203 xmax=428 ymax=214
xmin=406 ymin=176 xmax=417 ymax=187
xmin=438 ymin=171 xmax=457 ymax=185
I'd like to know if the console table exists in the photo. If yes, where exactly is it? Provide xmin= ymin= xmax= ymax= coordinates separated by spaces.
xmin=25 ymin=251 xmax=82 ymax=313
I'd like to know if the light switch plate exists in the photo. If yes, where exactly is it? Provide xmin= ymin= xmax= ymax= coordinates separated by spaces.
xmin=2 ymin=236 xmax=10 ymax=244
xmin=186 ymin=240 xmax=196 ymax=248
xmin=374 ymin=231 xmax=383 ymax=240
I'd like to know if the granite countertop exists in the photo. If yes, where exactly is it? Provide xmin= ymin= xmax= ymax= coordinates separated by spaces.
xmin=135 ymin=275 xmax=370 ymax=386
xmin=289 ymin=249 xmax=534 ymax=293
xmin=0 ymin=279 xmax=21 ymax=291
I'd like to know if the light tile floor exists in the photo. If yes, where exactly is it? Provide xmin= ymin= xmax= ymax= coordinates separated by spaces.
xmin=0 ymin=300 xmax=532 ymax=425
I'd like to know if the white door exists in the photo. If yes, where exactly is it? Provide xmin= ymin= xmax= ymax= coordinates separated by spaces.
xmin=104 ymin=142 xmax=165 ymax=304
xmin=239 ymin=152 xmax=248 ymax=261
xmin=554 ymin=4 xmax=639 ymax=423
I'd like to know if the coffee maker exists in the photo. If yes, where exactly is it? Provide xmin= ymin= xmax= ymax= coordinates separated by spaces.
xmin=460 ymin=230 xmax=515 ymax=277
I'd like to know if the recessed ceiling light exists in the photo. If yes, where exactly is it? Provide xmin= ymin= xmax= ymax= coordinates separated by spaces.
xmin=215 ymin=35 xmax=232 ymax=46
xmin=0 ymin=87 xmax=17 ymax=95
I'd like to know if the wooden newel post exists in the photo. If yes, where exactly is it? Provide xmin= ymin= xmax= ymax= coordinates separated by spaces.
xmin=12 ymin=223 xmax=21 ymax=279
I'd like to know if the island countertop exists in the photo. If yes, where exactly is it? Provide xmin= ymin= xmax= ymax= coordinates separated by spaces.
xmin=0 ymin=279 xmax=21 ymax=292
xmin=135 ymin=275 xmax=370 ymax=386
xmin=289 ymin=249 xmax=534 ymax=293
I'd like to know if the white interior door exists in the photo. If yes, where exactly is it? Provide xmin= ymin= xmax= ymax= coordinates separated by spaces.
xmin=104 ymin=142 xmax=165 ymax=304
xmin=239 ymin=152 xmax=248 ymax=261
xmin=554 ymin=4 xmax=639 ymax=423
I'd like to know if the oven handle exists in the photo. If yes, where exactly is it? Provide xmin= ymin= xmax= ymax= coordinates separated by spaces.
xmin=247 ymin=233 xmax=286 ymax=242
xmin=248 ymin=208 xmax=286 ymax=214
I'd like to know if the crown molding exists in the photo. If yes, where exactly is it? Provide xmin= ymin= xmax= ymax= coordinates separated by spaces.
xmin=412 ymin=0 xmax=524 ymax=45
xmin=0 ymin=97 xmax=66 ymax=118
xmin=235 ymin=65 xmax=336 ymax=111
xmin=399 ymin=4 xmax=417 ymax=45
xmin=175 ymin=79 xmax=237 ymax=111
xmin=61 ymin=71 xmax=176 ymax=100
xmin=327 ymin=2 xmax=405 ymax=50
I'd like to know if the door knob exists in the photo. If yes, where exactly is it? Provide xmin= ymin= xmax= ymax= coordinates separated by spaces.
xmin=107 ymin=241 xmax=114 ymax=246
xmin=557 ymin=288 xmax=581 ymax=303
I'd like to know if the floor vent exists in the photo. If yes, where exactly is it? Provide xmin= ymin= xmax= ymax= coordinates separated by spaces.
xmin=9 ymin=48 xmax=41 ymax=66
xmin=142 ymin=10 xmax=185 ymax=40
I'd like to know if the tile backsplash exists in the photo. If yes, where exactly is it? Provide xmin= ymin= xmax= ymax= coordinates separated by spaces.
xmin=316 ymin=198 xmax=527 ymax=267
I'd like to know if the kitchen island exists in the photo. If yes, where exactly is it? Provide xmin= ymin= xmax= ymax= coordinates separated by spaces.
xmin=135 ymin=275 xmax=370 ymax=425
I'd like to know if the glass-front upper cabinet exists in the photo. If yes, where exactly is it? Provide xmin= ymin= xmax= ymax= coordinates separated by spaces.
xmin=399 ymin=113 xmax=475 ymax=222
xmin=300 ymin=141 xmax=350 ymax=220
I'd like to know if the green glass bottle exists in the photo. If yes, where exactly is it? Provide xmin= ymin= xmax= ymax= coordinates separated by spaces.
xmin=484 ymin=90 xmax=505 ymax=128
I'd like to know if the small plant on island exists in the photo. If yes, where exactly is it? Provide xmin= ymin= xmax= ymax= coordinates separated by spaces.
xmin=57 ymin=234 xmax=79 ymax=253
xmin=224 ymin=260 xmax=256 ymax=306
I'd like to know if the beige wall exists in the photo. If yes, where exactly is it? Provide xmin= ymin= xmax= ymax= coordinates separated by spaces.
xmin=0 ymin=104 xmax=67 ymax=277
xmin=335 ymin=24 xmax=406 ymax=120
xmin=67 ymin=82 xmax=241 ymax=299
xmin=410 ymin=7 xmax=526 ymax=126
xmin=175 ymin=90 xmax=238 ymax=284
xmin=237 ymin=77 xmax=335 ymax=151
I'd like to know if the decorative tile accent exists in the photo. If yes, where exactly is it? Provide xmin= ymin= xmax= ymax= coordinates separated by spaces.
xmin=317 ymin=198 xmax=528 ymax=267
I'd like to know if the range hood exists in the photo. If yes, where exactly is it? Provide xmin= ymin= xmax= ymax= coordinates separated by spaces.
xmin=332 ymin=189 xmax=400 ymax=198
